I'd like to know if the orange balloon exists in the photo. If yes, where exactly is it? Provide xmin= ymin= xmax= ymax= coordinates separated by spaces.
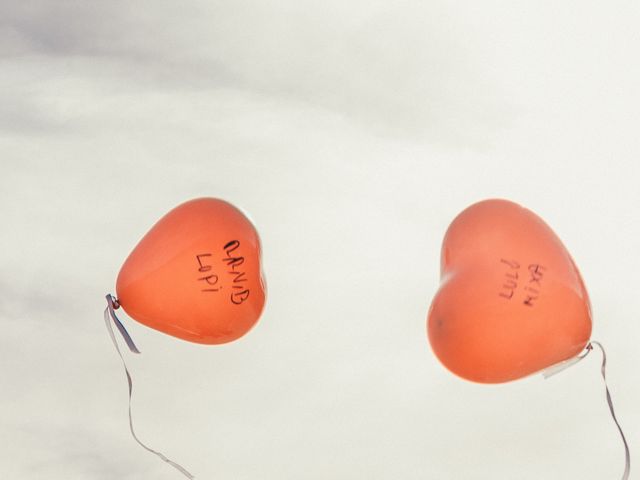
xmin=116 ymin=198 xmax=266 ymax=345
xmin=427 ymin=199 xmax=592 ymax=383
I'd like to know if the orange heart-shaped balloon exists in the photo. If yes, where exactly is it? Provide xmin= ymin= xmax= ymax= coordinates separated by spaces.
xmin=116 ymin=198 xmax=266 ymax=345
xmin=427 ymin=199 xmax=592 ymax=383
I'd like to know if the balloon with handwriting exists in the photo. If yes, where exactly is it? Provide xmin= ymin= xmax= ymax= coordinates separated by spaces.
xmin=427 ymin=199 xmax=592 ymax=383
xmin=116 ymin=198 xmax=266 ymax=344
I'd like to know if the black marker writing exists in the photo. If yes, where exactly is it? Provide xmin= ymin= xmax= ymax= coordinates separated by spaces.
xmin=499 ymin=258 xmax=520 ymax=299
xmin=523 ymin=264 xmax=546 ymax=307
xmin=223 ymin=240 xmax=250 ymax=305
xmin=196 ymin=253 xmax=221 ymax=292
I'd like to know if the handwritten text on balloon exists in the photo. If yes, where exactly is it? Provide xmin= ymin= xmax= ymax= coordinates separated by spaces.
xmin=498 ymin=258 xmax=546 ymax=307
xmin=195 ymin=241 xmax=251 ymax=305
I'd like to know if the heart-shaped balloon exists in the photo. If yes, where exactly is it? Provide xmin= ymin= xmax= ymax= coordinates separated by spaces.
xmin=427 ymin=199 xmax=592 ymax=383
xmin=115 ymin=198 xmax=266 ymax=345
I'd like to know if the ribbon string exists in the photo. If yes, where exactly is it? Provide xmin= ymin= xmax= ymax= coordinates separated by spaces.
xmin=104 ymin=294 xmax=195 ymax=479
xmin=106 ymin=294 xmax=140 ymax=354
xmin=590 ymin=341 xmax=631 ymax=480
xmin=543 ymin=341 xmax=630 ymax=480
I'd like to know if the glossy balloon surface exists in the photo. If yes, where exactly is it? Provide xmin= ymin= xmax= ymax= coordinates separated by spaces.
xmin=427 ymin=199 xmax=592 ymax=383
xmin=116 ymin=198 xmax=266 ymax=344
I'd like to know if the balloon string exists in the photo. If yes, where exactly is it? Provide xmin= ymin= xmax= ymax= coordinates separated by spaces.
xmin=543 ymin=341 xmax=630 ymax=480
xmin=104 ymin=294 xmax=195 ymax=479
xmin=106 ymin=294 xmax=140 ymax=354
xmin=589 ymin=341 xmax=631 ymax=480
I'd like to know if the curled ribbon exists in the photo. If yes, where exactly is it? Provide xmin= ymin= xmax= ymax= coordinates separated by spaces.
xmin=543 ymin=341 xmax=630 ymax=480
xmin=104 ymin=294 xmax=195 ymax=479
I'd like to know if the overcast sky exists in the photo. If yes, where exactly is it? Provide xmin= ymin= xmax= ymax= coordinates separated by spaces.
xmin=1 ymin=1 xmax=639 ymax=479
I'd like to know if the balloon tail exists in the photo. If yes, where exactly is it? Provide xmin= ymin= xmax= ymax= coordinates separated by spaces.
xmin=543 ymin=341 xmax=630 ymax=480
xmin=104 ymin=294 xmax=195 ymax=479
xmin=541 ymin=344 xmax=592 ymax=379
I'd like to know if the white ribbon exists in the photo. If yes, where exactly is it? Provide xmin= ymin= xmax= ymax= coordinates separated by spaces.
xmin=543 ymin=341 xmax=630 ymax=480
xmin=105 ymin=294 xmax=195 ymax=479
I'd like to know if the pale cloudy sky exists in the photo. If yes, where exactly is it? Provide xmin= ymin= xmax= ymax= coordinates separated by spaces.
xmin=1 ymin=1 xmax=639 ymax=479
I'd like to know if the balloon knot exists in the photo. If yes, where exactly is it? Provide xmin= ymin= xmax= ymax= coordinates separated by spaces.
xmin=106 ymin=293 xmax=121 ymax=310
